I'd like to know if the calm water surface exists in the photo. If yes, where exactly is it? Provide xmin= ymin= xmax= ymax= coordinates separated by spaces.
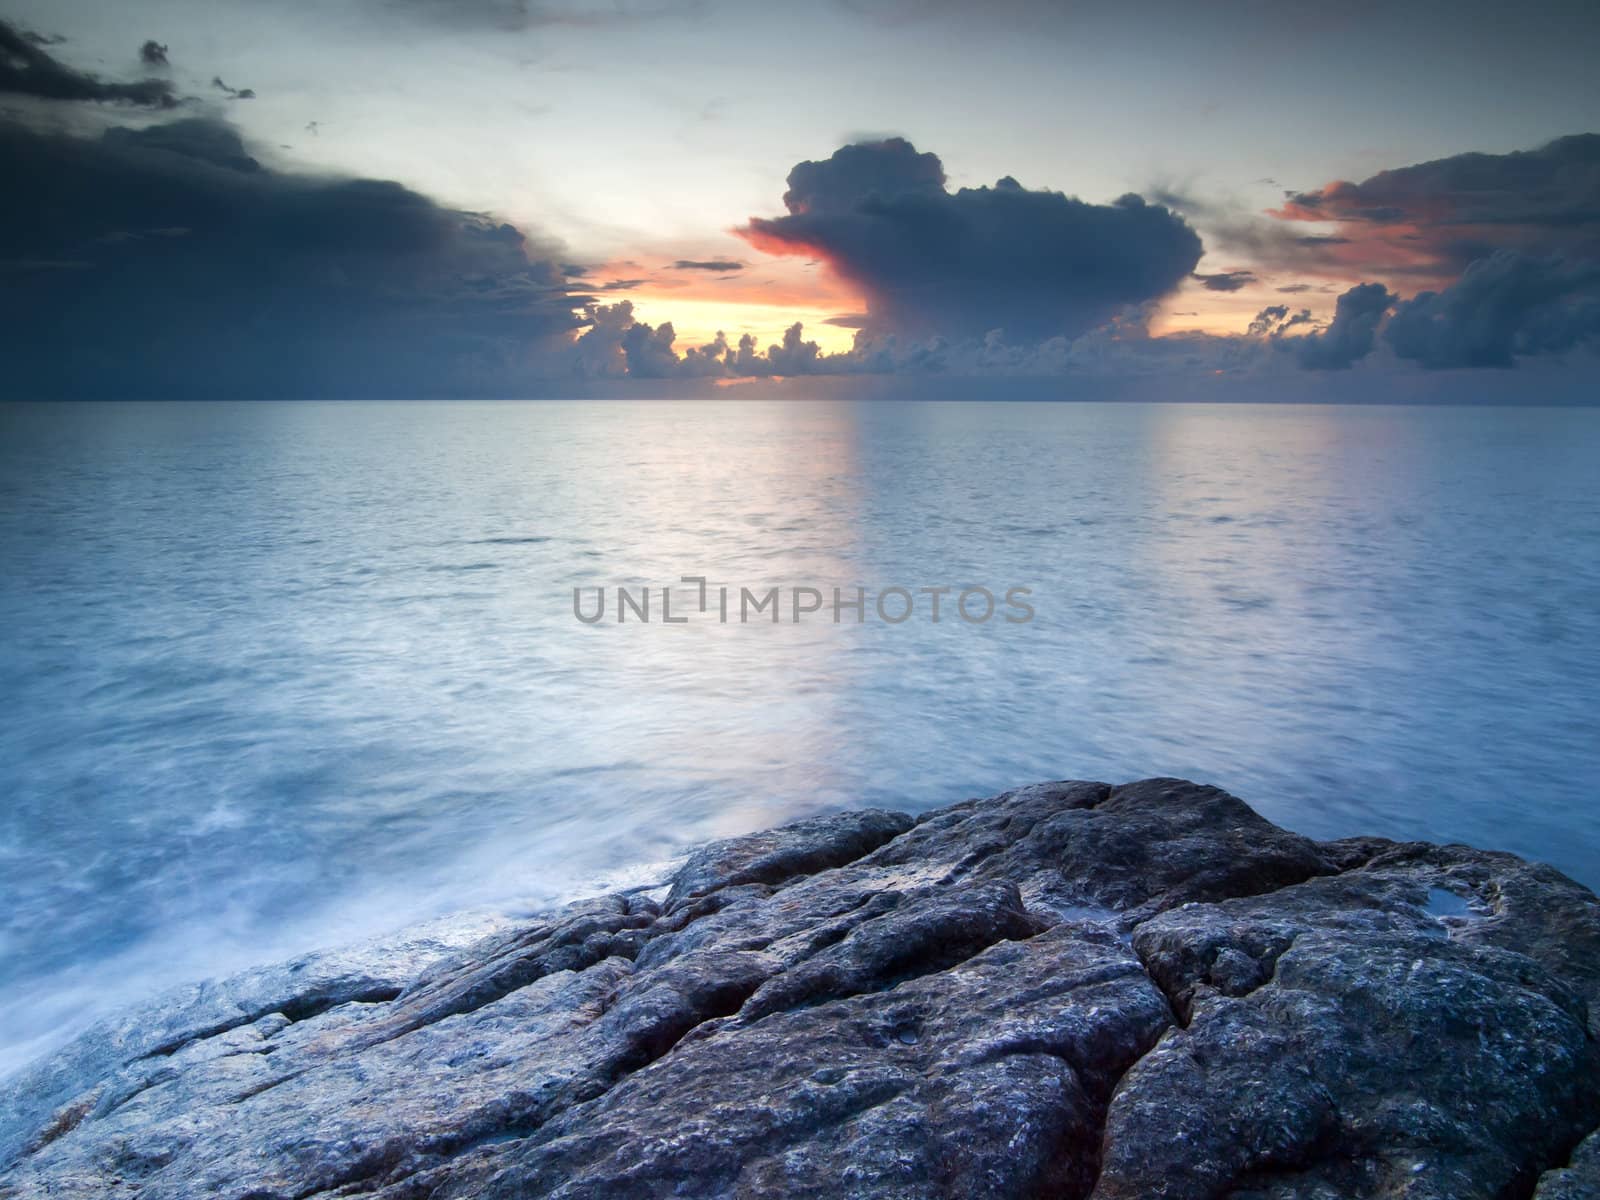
xmin=2 ymin=399 xmax=1598 ymax=1075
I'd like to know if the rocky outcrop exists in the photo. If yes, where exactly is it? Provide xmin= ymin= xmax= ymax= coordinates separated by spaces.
xmin=2 ymin=778 xmax=1598 ymax=1199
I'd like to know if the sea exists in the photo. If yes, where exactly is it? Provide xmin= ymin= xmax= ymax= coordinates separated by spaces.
xmin=2 ymin=397 xmax=1597 ymax=1077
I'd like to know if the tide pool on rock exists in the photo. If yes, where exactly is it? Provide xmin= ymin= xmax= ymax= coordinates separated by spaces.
xmin=2 ymin=778 xmax=1598 ymax=1199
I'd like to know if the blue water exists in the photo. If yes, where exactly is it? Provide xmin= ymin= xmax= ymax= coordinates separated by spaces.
xmin=2 ymin=398 xmax=1598 ymax=1076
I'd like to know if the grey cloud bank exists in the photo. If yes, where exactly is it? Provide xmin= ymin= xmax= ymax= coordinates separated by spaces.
xmin=0 ymin=114 xmax=580 ymax=400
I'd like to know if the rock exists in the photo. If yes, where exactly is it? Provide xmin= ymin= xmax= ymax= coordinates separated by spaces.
xmin=0 ymin=778 xmax=1596 ymax=1200
xmin=663 ymin=808 xmax=915 ymax=908
xmin=1104 ymin=866 xmax=1598 ymax=1199
xmin=1536 ymin=1129 xmax=1600 ymax=1199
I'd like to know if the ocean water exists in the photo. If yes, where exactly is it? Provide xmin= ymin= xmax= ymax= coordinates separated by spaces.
xmin=2 ymin=398 xmax=1598 ymax=1076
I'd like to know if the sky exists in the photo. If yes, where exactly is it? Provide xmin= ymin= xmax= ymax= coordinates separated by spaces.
xmin=3 ymin=0 xmax=1600 ymax=398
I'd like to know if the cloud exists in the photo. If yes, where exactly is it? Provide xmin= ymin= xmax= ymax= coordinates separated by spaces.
xmin=211 ymin=76 xmax=257 ymax=101
xmin=1158 ymin=135 xmax=1600 ymax=297
xmin=386 ymin=0 xmax=704 ymax=32
xmin=1271 ymin=134 xmax=1600 ymax=281
xmin=139 ymin=40 xmax=169 ymax=68
xmin=566 ymin=295 xmax=1300 ymax=384
xmin=1150 ymin=186 xmax=1362 ymax=281
xmin=1257 ymin=136 xmax=1600 ymax=370
xmin=1244 ymin=304 xmax=1314 ymax=341
xmin=8 ymin=25 xmax=1593 ymax=395
xmin=529 ymin=265 xmax=1599 ymax=384
xmin=0 ymin=115 xmax=583 ymax=399
xmin=740 ymin=137 xmax=1202 ymax=340
xmin=98 ymin=117 xmax=263 ymax=171
xmin=1246 ymin=304 xmax=1289 ymax=336
xmin=1193 ymin=269 xmax=1255 ymax=292
xmin=0 ymin=19 xmax=177 ymax=107
xmin=671 ymin=259 xmax=742 ymax=272
xmin=1385 ymin=251 xmax=1600 ymax=368
xmin=1292 ymin=282 xmax=1394 ymax=370
xmin=1166 ymin=135 xmax=1600 ymax=373
xmin=571 ymin=301 xmax=834 ymax=380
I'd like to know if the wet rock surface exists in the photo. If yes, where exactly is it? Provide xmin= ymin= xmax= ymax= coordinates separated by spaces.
xmin=2 ymin=778 xmax=1597 ymax=1199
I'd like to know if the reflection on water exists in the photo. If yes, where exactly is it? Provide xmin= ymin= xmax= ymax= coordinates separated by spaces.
xmin=1 ymin=397 xmax=1597 ymax=1076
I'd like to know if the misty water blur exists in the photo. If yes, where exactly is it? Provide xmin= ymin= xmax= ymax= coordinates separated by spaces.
xmin=2 ymin=398 xmax=1597 ymax=1077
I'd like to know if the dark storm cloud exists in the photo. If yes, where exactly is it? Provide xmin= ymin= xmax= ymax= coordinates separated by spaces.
xmin=98 ymin=119 xmax=264 ymax=171
xmin=1260 ymin=136 xmax=1600 ymax=370
xmin=1283 ymin=135 xmax=1600 ymax=235
xmin=1385 ymin=251 xmax=1600 ymax=368
xmin=671 ymin=259 xmax=742 ymax=272
xmin=1194 ymin=270 xmax=1255 ymax=292
xmin=1292 ymin=282 xmax=1394 ymax=369
xmin=741 ymin=138 xmax=1202 ymax=340
xmin=0 ymin=115 xmax=582 ymax=399
xmin=1164 ymin=134 xmax=1600 ymax=373
xmin=0 ymin=19 xmax=177 ymax=107
xmin=1159 ymin=135 xmax=1600 ymax=300
xmin=778 ymin=137 xmax=945 ymax=213
xmin=1275 ymin=134 xmax=1600 ymax=276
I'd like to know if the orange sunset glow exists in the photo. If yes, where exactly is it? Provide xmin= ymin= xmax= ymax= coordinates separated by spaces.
xmin=583 ymin=252 xmax=865 ymax=353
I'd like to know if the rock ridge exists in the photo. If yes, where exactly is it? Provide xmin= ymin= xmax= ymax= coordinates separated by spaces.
xmin=1 ymin=778 xmax=1597 ymax=1199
